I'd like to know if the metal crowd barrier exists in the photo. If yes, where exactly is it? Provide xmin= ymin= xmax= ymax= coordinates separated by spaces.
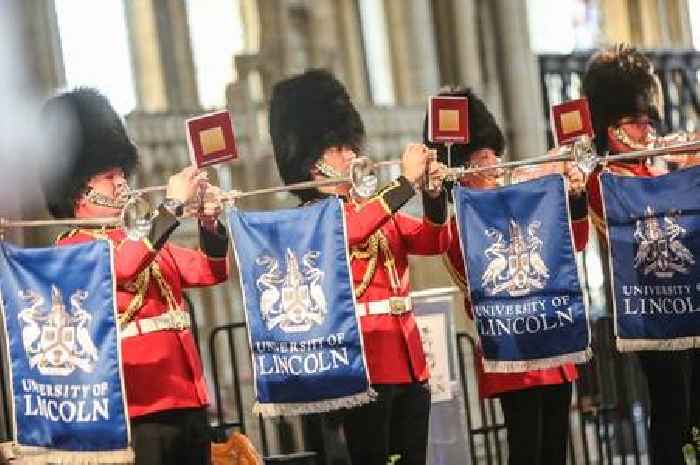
xmin=456 ymin=318 xmax=651 ymax=465
xmin=208 ymin=321 xmax=318 ymax=465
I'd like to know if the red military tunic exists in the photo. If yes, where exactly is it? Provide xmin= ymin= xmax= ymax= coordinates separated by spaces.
xmin=56 ymin=221 xmax=229 ymax=418
xmin=344 ymin=178 xmax=451 ymax=384
xmin=444 ymin=194 xmax=589 ymax=398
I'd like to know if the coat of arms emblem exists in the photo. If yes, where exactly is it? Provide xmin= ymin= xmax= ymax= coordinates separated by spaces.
xmin=481 ymin=220 xmax=550 ymax=296
xmin=17 ymin=286 xmax=99 ymax=376
xmin=255 ymin=249 xmax=327 ymax=332
xmin=633 ymin=206 xmax=695 ymax=278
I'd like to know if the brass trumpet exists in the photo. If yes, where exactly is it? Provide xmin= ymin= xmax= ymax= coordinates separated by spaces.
xmin=352 ymin=136 xmax=597 ymax=185
xmin=4 ymin=139 xmax=700 ymax=235
xmin=352 ymin=136 xmax=700 ymax=189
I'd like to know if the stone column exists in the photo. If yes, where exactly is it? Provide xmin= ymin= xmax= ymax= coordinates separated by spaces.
xmin=599 ymin=0 xmax=634 ymax=45
xmin=124 ymin=0 xmax=199 ymax=112
xmin=448 ymin=0 xmax=506 ymax=127
xmin=383 ymin=0 xmax=412 ymax=105
xmin=405 ymin=0 xmax=440 ymax=99
xmin=491 ymin=0 xmax=547 ymax=160
xmin=1 ymin=0 xmax=65 ymax=247
xmin=642 ymin=0 xmax=693 ymax=47
xmin=239 ymin=0 xmax=261 ymax=52
xmin=254 ymin=0 xmax=302 ymax=98
xmin=325 ymin=0 xmax=370 ymax=103
xmin=600 ymin=0 xmax=693 ymax=48
xmin=14 ymin=0 xmax=65 ymax=96
xmin=383 ymin=0 xmax=439 ymax=104
xmin=431 ymin=0 xmax=458 ymax=86
xmin=664 ymin=0 xmax=693 ymax=47
xmin=451 ymin=0 xmax=484 ymax=89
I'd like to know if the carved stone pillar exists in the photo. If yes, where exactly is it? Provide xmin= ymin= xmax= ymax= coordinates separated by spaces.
xmin=600 ymin=0 xmax=693 ymax=48
xmin=451 ymin=0 xmax=484 ymax=89
xmin=124 ymin=0 xmax=199 ymax=112
xmin=599 ymin=0 xmax=634 ymax=44
xmin=491 ymin=0 xmax=547 ymax=160
xmin=334 ymin=0 xmax=370 ymax=104
xmin=384 ymin=0 xmax=439 ymax=104
xmin=448 ymin=0 xmax=506 ymax=128
xmin=1 ymin=0 xmax=65 ymax=247
xmin=13 ymin=0 xmax=65 ymax=97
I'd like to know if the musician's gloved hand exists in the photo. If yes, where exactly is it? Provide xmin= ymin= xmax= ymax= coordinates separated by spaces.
xmin=191 ymin=183 xmax=223 ymax=232
xmin=166 ymin=167 xmax=208 ymax=204
xmin=423 ymin=160 xmax=447 ymax=198
xmin=401 ymin=143 xmax=429 ymax=186
xmin=564 ymin=162 xmax=585 ymax=194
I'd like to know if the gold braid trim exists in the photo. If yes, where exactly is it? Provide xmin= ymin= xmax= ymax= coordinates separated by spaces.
xmin=117 ymin=261 xmax=179 ymax=328
xmin=378 ymin=232 xmax=400 ymax=293
xmin=56 ymin=227 xmax=112 ymax=243
xmin=352 ymin=233 xmax=379 ymax=298
xmin=351 ymin=230 xmax=400 ymax=297
xmin=56 ymin=228 xmax=179 ymax=328
xmin=118 ymin=267 xmax=151 ymax=328
xmin=350 ymin=180 xmax=401 ymax=214
xmin=150 ymin=260 xmax=178 ymax=311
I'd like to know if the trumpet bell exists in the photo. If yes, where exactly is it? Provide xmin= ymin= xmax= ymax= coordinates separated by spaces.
xmin=571 ymin=135 xmax=598 ymax=176
xmin=350 ymin=157 xmax=378 ymax=198
xmin=120 ymin=195 xmax=152 ymax=241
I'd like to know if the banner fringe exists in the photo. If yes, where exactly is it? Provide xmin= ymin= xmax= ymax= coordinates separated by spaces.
xmin=5 ymin=443 xmax=133 ymax=465
xmin=253 ymin=389 xmax=376 ymax=417
xmin=482 ymin=348 xmax=592 ymax=373
xmin=616 ymin=336 xmax=700 ymax=352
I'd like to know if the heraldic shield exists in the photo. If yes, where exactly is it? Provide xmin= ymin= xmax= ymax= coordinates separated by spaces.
xmin=601 ymin=166 xmax=700 ymax=351
xmin=256 ymin=248 xmax=327 ymax=333
xmin=228 ymin=198 xmax=373 ymax=416
xmin=19 ymin=285 xmax=99 ymax=376
xmin=0 ymin=240 xmax=131 ymax=460
xmin=482 ymin=220 xmax=550 ymax=297
xmin=453 ymin=174 xmax=590 ymax=372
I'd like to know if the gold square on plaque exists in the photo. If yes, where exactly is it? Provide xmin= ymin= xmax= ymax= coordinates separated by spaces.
xmin=438 ymin=109 xmax=460 ymax=131
xmin=560 ymin=110 xmax=583 ymax=135
xmin=199 ymin=127 xmax=226 ymax=155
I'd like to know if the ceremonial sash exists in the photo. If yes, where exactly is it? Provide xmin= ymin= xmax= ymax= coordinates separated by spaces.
xmin=227 ymin=198 xmax=373 ymax=416
xmin=453 ymin=175 xmax=591 ymax=372
xmin=600 ymin=165 xmax=700 ymax=351
xmin=0 ymin=240 xmax=131 ymax=464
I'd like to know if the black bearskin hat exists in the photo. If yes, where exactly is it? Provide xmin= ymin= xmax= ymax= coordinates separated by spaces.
xmin=582 ymin=45 xmax=661 ymax=154
xmin=269 ymin=69 xmax=365 ymax=202
xmin=41 ymin=87 xmax=138 ymax=218
xmin=422 ymin=87 xmax=505 ymax=167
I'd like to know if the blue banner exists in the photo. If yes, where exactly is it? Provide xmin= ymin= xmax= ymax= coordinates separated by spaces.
xmin=601 ymin=165 xmax=700 ymax=351
xmin=227 ymin=198 xmax=372 ymax=416
xmin=0 ymin=240 xmax=130 ymax=461
xmin=453 ymin=175 xmax=591 ymax=372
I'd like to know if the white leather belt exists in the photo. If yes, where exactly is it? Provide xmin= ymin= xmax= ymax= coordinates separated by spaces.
xmin=356 ymin=296 xmax=413 ymax=316
xmin=120 ymin=309 xmax=191 ymax=339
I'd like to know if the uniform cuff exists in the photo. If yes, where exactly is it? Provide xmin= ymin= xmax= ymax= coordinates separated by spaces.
xmin=422 ymin=190 xmax=448 ymax=225
xmin=569 ymin=192 xmax=588 ymax=221
xmin=200 ymin=221 xmax=229 ymax=258
xmin=149 ymin=205 xmax=180 ymax=250
xmin=380 ymin=176 xmax=416 ymax=213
